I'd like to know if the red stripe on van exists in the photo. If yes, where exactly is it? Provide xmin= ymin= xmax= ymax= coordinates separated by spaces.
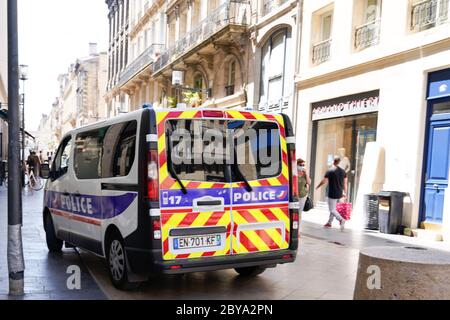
xmin=201 ymin=251 xmax=216 ymax=257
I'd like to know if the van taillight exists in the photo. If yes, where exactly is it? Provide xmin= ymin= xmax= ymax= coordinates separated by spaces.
xmin=152 ymin=219 xmax=161 ymax=240
xmin=148 ymin=149 xmax=159 ymax=202
xmin=288 ymin=149 xmax=298 ymax=199
xmin=292 ymin=211 xmax=299 ymax=230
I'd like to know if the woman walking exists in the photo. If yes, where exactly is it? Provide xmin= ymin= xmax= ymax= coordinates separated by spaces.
xmin=297 ymin=158 xmax=311 ymax=217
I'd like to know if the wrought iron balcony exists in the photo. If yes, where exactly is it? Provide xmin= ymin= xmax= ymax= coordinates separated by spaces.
xmin=312 ymin=39 xmax=332 ymax=65
xmin=411 ymin=0 xmax=449 ymax=31
xmin=152 ymin=0 xmax=250 ymax=75
xmin=262 ymin=0 xmax=289 ymax=17
xmin=118 ymin=43 xmax=164 ymax=87
xmin=258 ymin=96 xmax=290 ymax=113
xmin=355 ymin=19 xmax=381 ymax=50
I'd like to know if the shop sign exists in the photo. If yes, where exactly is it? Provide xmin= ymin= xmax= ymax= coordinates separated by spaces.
xmin=312 ymin=90 xmax=379 ymax=121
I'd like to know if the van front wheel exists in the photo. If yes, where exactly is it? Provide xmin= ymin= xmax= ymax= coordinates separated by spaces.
xmin=44 ymin=214 xmax=63 ymax=253
xmin=234 ymin=266 xmax=266 ymax=277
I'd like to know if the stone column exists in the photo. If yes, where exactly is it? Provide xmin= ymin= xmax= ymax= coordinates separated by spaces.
xmin=175 ymin=5 xmax=180 ymax=41
xmin=354 ymin=246 xmax=450 ymax=300
xmin=187 ymin=0 xmax=193 ymax=33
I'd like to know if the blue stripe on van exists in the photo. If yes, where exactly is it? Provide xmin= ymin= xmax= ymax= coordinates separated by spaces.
xmin=45 ymin=190 xmax=137 ymax=220
xmin=160 ymin=185 xmax=288 ymax=208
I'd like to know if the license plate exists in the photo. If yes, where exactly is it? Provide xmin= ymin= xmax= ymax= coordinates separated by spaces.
xmin=173 ymin=234 xmax=221 ymax=250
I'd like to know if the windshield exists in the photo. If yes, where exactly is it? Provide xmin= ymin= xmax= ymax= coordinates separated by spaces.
xmin=165 ymin=119 xmax=281 ymax=183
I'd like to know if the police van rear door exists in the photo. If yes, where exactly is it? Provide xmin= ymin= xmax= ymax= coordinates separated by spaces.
xmin=158 ymin=110 xmax=232 ymax=260
xmin=226 ymin=111 xmax=291 ymax=255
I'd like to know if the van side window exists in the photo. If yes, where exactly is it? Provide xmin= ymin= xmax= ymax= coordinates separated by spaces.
xmin=74 ymin=128 xmax=106 ymax=179
xmin=101 ymin=120 xmax=137 ymax=177
xmin=52 ymin=137 xmax=72 ymax=179
xmin=74 ymin=120 xmax=137 ymax=180
xmin=112 ymin=121 xmax=137 ymax=177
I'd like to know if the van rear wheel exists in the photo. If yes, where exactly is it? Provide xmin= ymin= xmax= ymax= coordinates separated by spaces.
xmin=235 ymin=266 xmax=266 ymax=277
xmin=44 ymin=214 xmax=63 ymax=253
xmin=106 ymin=232 xmax=137 ymax=290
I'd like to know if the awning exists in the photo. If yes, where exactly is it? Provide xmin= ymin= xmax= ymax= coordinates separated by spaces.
xmin=0 ymin=109 xmax=35 ymax=140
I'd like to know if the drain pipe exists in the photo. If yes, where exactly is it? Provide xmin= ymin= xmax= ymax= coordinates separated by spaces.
xmin=292 ymin=0 xmax=303 ymax=136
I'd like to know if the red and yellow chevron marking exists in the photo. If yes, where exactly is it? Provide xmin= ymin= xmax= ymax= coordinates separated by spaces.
xmin=231 ymin=205 xmax=290 ymax=254
xmin=161 ymin=211 xmax=231 ymax=260
xmin=156 ymin=109 xmax=290 ymax=260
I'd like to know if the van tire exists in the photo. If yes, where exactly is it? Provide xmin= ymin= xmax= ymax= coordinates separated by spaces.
xmin=44 ymin=214 xmax=63 ymax=253
xmin=105 ymin=231 xmax=137 ymax=290
xmin=234 ymin=266 xmax=266 ymax=277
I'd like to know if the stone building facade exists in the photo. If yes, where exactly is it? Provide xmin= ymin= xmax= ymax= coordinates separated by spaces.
xmin=105 ymin=0 xmax=301 ymax=116
xmin=39 ymin=45 xmax=108 ymax=154
xmin=295 ymin=0 xmax=450 ymax=236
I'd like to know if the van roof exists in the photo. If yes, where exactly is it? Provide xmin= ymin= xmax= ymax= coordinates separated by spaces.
xmin=62 ymin=107 xmax=282 ymax=137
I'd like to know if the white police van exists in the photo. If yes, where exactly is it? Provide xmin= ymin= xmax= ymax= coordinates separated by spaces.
xmin=41 ymin=106 xmax=300 ymax=290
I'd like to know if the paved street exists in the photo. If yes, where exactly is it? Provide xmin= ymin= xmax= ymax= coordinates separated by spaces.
xmin=80 ymin=235 xmax=359 ymax=300
xmin=0 ymin=186 xmax=106 ymax=299
xmin=1 ymin=186 xmax=445 ymax=300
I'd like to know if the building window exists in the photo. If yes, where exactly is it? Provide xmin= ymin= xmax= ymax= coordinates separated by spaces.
xmin=194 ymin=73 xmax=206 ymax=101
xmin=225 ymin=60 xmax=236 ymax=96
xmin=411 ymin=0 xmax=449 ymax=31
xmin=355 ymin=0 xmax=382 ymax=50
xmin=312 ymin=11 xmax=333 ymax=65
xmin=259 ymin=28 xmax=291 ymax=112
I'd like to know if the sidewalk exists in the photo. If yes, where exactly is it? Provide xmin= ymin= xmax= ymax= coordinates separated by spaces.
xmin=0 ymin=186 xmax=106 ymax=300
xmin=300 ymin=208 xmax=450 ymax=252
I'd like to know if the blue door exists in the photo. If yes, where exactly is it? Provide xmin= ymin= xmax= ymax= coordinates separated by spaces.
xmin=424 ymin=117 xmax=450 ymax=223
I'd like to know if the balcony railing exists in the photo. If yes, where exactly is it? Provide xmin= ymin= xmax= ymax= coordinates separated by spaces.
xmin=118 ymin=43 xmax=164 ymax=87
xmin=411 ymin=0 xmax=449 ymax=30
xmin=258 ymin=96 xmax=290 ymax=113
xmin=152 ymin=0 xmax=250 ymax=74
xmin=355 ymin=19 xmax=381 ymax=50
xmin=262 ymin=0 xmax=289 ymax=17
xmin=312 ymin=39 xmax=332 ymax=65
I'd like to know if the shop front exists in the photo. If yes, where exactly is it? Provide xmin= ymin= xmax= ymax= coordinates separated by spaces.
xmin=310 ymin=90 xmax=379 ymax=208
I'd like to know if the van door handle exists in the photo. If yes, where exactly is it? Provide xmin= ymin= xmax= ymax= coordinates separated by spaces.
xmin=196 ymin=200 xmax=223 ymax=206
xmin=433 ymin=184 xmax=439 ymax=189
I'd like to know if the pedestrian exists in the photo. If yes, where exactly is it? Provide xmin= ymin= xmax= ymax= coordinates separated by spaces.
xmin=39 ymin=150 xmax=45 ymax=164
xmin=27 ymin=151 xmax=41 ymax=177
xmin=315 ymin=156 xmax=348 ymax=231
xmin=297 ymin=158 xmax=311 ymax=216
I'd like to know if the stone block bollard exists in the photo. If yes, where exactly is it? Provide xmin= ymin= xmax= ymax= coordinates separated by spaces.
xmin=354 ymin=246 xmax=450 ymax=300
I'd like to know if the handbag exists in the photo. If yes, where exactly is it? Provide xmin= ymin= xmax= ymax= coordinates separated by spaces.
xmin=336 ymin=202 xmax=352 ymax=220
xmin=303 ymin=196 xmax=313 ymax=212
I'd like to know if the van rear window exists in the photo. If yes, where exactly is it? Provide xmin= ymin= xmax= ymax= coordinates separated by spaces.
xmin=165 ymin=119 xmax=281 ymax=183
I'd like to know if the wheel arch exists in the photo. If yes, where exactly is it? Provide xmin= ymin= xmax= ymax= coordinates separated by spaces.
xmin=104 ymin=224 xmax=123 ymax=257
xmin=43 ymin=207 xmax=51 ymax=228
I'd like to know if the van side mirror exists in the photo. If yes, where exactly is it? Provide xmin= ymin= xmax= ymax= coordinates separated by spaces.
xmin=40 ymin=163 xmax=51 ymax=179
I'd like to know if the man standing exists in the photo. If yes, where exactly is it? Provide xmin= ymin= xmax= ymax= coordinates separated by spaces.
xmin=316 ymin=156 xmax=348 ymax=231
